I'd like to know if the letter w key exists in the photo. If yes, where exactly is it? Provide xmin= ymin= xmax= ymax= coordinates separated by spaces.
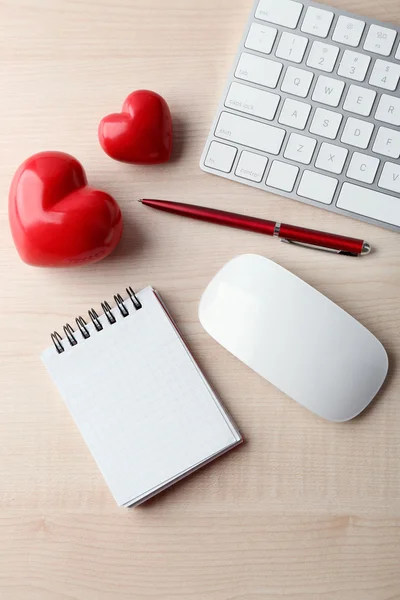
xmin=312 ymin=75 xmax=345 ymax=107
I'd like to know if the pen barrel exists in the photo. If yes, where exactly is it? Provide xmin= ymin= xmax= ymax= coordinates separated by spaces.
xmin=279 ymin=224 xmax=364 ymax=255
xmin=142 ymin=200 xmax=276 ymax=235
xmin=205 ymin=210 xmax=276 ymax=235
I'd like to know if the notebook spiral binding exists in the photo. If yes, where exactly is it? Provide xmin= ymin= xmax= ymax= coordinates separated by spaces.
xmin=51 ymin=287 xmax=142 ymax=354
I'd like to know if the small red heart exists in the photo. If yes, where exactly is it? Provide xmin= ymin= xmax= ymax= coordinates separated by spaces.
xmin=9 ymin=152 xmax=123 ymax=267
xmin=99 ymin=90 xmax=173 ymax=164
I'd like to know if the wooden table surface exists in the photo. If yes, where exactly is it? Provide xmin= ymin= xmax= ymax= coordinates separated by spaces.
xmin=1 ymin=0 xmax=400 ymax=598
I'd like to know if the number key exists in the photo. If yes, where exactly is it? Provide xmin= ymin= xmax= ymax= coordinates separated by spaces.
xmin=369 ymin=59 xmax=400 ymax=91
xmin=306 ymin=41 xmax=339 ymax=72
xmin=276 ymin=32 xmax=308 ymax=63
xmin=337 ymin=50 xmax=371 ymax=82
xmin=363 ymin=24 xmax=397 ymax=56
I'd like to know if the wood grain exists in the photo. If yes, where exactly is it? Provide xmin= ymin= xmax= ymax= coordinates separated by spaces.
xmin=1 ymin=0 xmax=400 ymax=598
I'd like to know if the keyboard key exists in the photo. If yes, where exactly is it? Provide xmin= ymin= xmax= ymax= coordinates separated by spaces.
xmin=281 ymin=66 xmax=313 ymax=97
xmin=278 ymin=98 xmax=311 ymax=129
xmin=301 ymin=6 xmax=334 ymax=38
xmin=205 ymin=141 xmax=237 ymax=172
xmin=343 ymin=84 xmax=376 ymax=116
xmin=341 ymin=117 xmax=374 ymax=148
xmin=306 ymin=41 xmax=339 ymax=72
xmin=236 ymin=53 xmax=283 ymax=88
xmin=363 ymin=24 xmax=397 ymax=56
xmin=235 ymin=151 xmax=268 ymax=182
xmin=266 ymin=160 xmax=299 ymax=191
xmin=225 ymin=82 xmax=280 ymax=121
xmin=337 ymin=182 xmax=400 ymax=226
xmin=337 ymin=50 xmax=371 ymax=82
xmin=255 ymin=0 xmax=303 ymax=29
xmin=309 ymin=107 xmax=342 ymax=139
xmin=215 ymin=112 xmax=286 ymax=155
xmin=346 ymin=152 xmax=380 ymax=183
xmin=284 ymin=132 xmax=317 ymax=164
xmin=369 ymin=59 xmax=400 ymax=91
xmin=312 ymin=75 xmax=345 ymax=107
xmin=375 ymin=94 xmax=400 ymax=126
xmin=332 ymin=15 xmax=365 ymax=47
xmin=276 ymin=32 xmax=308 ymax=63
xmin=372 ymin=126 xmax=400 ymax=158
xmin=297 ymin=170 xmax=338 ymax=204
xmin=378 ymin=161 xmax=400 ymax=193
xmin=396 ymin=42 xmax=400 ymax=60
xmin=315 ymin=142 xmax=348 ymax=174
xmin=245 ymin=23 xmax=278 ymax=55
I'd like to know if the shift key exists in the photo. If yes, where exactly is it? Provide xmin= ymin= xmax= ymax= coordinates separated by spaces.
xmin=215 ymin=112 xmax=286 ymax=155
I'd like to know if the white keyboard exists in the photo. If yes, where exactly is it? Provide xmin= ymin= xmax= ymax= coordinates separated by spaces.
xmin=200 ymin=0 xmax=400 ymax=232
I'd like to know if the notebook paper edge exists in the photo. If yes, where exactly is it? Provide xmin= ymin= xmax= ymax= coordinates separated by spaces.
xmin=152 ymin=288 xmax=242 ymax=442
xmin=124 ymin=436 xmax=243 ymax=507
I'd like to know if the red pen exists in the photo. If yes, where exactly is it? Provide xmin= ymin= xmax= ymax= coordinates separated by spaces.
xmin=139 ymin=199 xmax=371 ymax=257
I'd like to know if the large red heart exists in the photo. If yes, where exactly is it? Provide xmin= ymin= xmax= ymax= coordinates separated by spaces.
xmin=9 ymin=152 xmax=123 ymax=267
xmin=98 ymin=90 xmax=173 ymax=164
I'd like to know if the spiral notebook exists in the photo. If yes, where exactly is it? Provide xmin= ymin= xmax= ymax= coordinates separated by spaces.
xmin=41 ymin=286 xmax=242 ymax=507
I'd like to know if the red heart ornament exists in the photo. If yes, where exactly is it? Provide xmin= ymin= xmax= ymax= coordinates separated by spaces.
xmin=99 ymin=90 xmax=173 ymax=164
xmin=9 ymin=152 xmax=123 ymax=267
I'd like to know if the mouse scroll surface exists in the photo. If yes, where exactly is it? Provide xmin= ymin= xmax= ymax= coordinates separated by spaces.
xmin=199 ymin=254 xmax=388 ymax=422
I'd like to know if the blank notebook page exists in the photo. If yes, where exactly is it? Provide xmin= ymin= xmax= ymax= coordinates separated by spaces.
xmin=42 ymin=287 xmax=241 ymax=506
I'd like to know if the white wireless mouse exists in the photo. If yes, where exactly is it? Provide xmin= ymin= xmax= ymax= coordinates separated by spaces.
xmin=199 ymin=254 xmax=388 ymax=422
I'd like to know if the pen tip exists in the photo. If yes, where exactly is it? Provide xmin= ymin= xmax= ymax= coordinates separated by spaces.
xmin=138 ymin=199 xmax=143 ymax=203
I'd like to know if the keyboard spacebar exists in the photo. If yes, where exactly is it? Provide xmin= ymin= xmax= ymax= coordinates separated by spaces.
xmin=337 ymin=183 xmax=400 ymax=227
xmin=215 ymin=111 xmax=285 ymax=155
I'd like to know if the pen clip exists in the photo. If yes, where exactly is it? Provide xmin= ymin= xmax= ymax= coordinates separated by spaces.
xmin=280 ymin=238 xmax=360 ymax=257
